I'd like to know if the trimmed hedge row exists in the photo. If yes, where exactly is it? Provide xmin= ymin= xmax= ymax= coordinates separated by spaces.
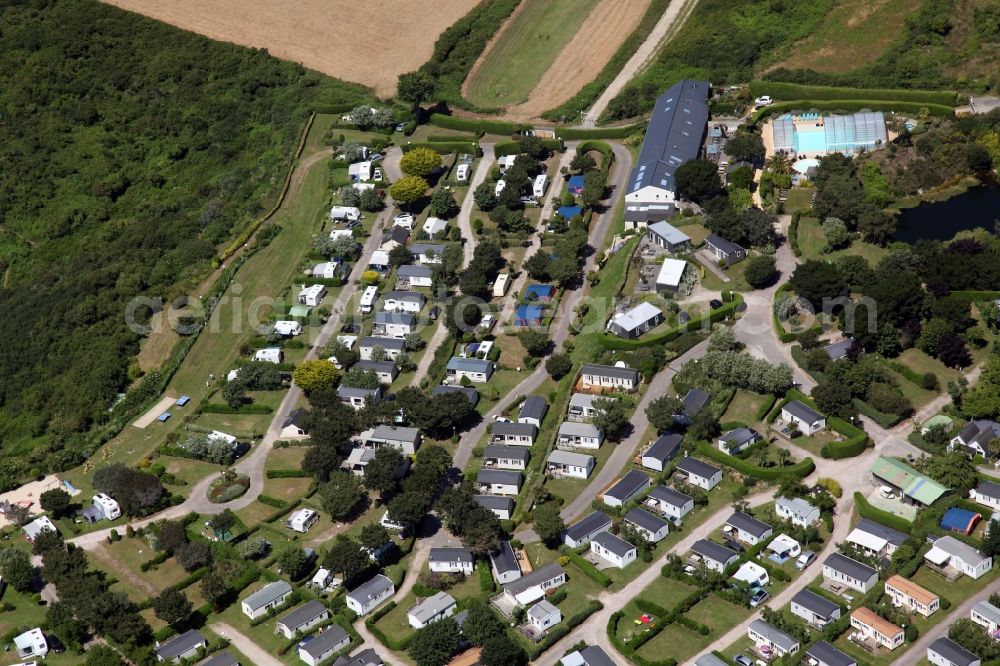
xmin=564 ymin=549 xmax=612 ymax=587
xmin=751 ymin=99 xmax=954 ymax=125
xmin=788 ymin=212 xmax=802 ymax=257
xmin=694 ymin=442 xmax=815 ymax=480
xmin=402 ymin=141 xmax=480 ymax=156
xmin=257 ymin=495 xmax=287 ymax=508
xmin=366 ymin=602 xmax=414 ymax=651
xmin=749 ymin=81 xmax=956 ymax=106
xmin=598 ymin=293 xmax=745 ymax=350
xmin=608 ymin=612 xmax=677 ymax=666
xmin=202 ymin=403 xmax=273 ymax=414
xmin=428 ymin=113 xmax=521 ymax=136
xmin=576 ymin=141 xmax=615 ymax=159
xmin=493 ymin=139 xmax=564 ymax=156
xmin=853 ymin=492 xmax=913 ymax=532
xmin=773 ymin=389 xmax=869 ymax=458
xmin=755 ymin=394 xmax=778 ymax=421
xmin=556 ymin=124 xmax=646 ymax=140
xmin=852 ymin=398 xmax=905 ymax=429
xmin=266 ymin=469 xmax=310 ymax=479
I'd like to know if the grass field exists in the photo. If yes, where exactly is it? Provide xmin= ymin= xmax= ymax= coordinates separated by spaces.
xmin=464 ymin=0 xmax=601 ymax=107
xmin=721 ymin=391 xmax=770 ymax=425
xmin=797 ymin=217 xmax=888 ymax=267
xmin=772 ymin=0 xmax=924 ymax=74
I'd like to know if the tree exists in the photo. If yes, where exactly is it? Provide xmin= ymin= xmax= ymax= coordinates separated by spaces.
xmin=675 ymin=160 xmax=722 ymax=203
xmin=39 ymin=488 xmax=72 ymax=518
xmin=390 ymin=176 xmax=429 ymax=208
xmin=984 ymin=519 xmax=1000 ymax=558
xmin=923 ymin=450 xmax=978 ymax=492
xmin=532 ymin=503 xmax=565 ymax=547
xmin=157 ymin=520 xmax=188 ymax=554
xmin=222 ymin=380 xmax=245 ymax=409
xmin=409 ymin=618 xmax=461 ymax=666
xmin=387 ymin=491 xmax=429 ymax=534
xmin=303 ymin=443 xmax=344 ymax=483
xmin=744 ymin=255 xmax=777 ymax=288
xmin=646 ymin=395 xmax=684 ymax=433
xmin=950 ymin=619 xmax=1000 ymax=659
xmin=812 ymin=380 xmax=854 ymax=419
xmin=397 ymin=70 xmax=436 ymax=109
xmin=570 ymin=152 xmax=596 ymax=173
xmin=0 ymin=547 xmax=34 ymax=592
xmin=473 ymin=182 xmax=497 ymax=211
xmin=315 ymin=235 xmax=361 ymax=261
xmin=789 ymin=260 xmax=848 ymax=310
xmin=481 ymin=634 xmax=528 ymax=666
xmin=277 ymin=546 xmax=307 ymax=579
xmin=293 ymin=359 xmax=339 ymax=394
xmin=688 ymin=406 xmax=720 ymax=441
xmin=430 ymin=189 xmax=459 ymax=219
xmin=46 ymin=601 xmax=83 ymax=649
xmin=591 ymin=397 xmax=628 ymax=441
xmin=767 ymin=153 xmax=792 ymax=174
xmin=523 ymin=252 xmax=550 ymax=281
xmin=236 ymin=534 xmax=269 ymax=560
xmin=85 ymin=646 xmax=127 ymax=666
xmin=545 ymin=353 xmax=572 ymax=379
xmin=176 ymin=541 xmax=211 ymax=571
xmin=340 ymin=368 xmax=383 ymax=390
xmin=822 ymin=217 xmax=850 ymax=249
xmin=324 ymin=536 xmax=370 ymax=582
xmin=364 ymin=447 xmax=404 ymax=496
xmin=462 ymin=599 xmax=506 ymax=645
xmin=400 ymin=148 xmax=442 ymax=178
xmin=581 ymin=170 xmax=606 ymax=208
xmin=359 ymin=188 xmax=384 ymax=212
xmin=938 ymin=333 xmax=971 ymax=368
xmin=519 ymin=330 xmax=549 ymax=357
xmin=210 ymin=510 xmax=237 ymax=536
xmin=518 ymin=135 xmax=549 ymax=160
xmin=548 ymin=256 xmax=579 ymax=287
xmin=359 ymin=523 xmax=391 ymax=555
xmin=917 ymin=318 xmax=951 ymax=357
xmin=319 ymin=471 xmax=365 ymax=520
xmin=199 ymin=570 xmax=228 ymax=607
xmin=728 ymin=165 xmax=753 ymax=190
xmin=153 ymin=587 xmax=192 ymax=625
xmin=725 ymin=132 xmax=765 ymax=164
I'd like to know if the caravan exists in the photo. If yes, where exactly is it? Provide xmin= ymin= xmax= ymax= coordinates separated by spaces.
xmin=297 ymin=284 xmax=327 ymax=307
xmin=330 ymin=206 xmax=361 ymax=222
xmin=273 ymin=321 xmax=303 ymax=337
xmin=533 ymin=174 xmax=548 ymax=198
xmin=359 ymin=286 xmax=379 ymax=314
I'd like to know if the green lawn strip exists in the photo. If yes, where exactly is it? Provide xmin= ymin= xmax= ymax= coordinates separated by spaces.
xmin=722 ymin=391 xmax=771 ymax=426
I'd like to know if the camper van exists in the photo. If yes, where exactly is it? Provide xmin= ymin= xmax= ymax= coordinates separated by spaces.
xmin=533 ymin=174 xmax=548 ymax=198
xmin=330 ymin=206 xmax=361 ymax=222
xmin=359 ymin=286 xmax=379 ymax=314
xmin=456 ymin=163 xmax=470 ymax=182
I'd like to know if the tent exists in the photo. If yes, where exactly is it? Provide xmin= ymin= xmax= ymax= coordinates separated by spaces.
xmin=940 ymin=508 xmax=981 ymax=535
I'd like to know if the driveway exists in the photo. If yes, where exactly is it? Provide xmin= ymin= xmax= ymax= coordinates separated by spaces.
xmin=209 ymin=623 xmax=283 ymax=666
xmin=456 ymin=144 xmax=494 ymax=268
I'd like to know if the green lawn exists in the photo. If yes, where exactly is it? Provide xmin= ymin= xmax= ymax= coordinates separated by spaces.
xmin=699 ymin=255 xmax=752 ymax=292
xmin=675 ymin=218 xmax=711 ymax=246
xmin=464 ymin=0 xmax=601 ymax=107
xmin=897 ymin=348 xmax=964 ymax=386
xmin=722 ymin=391 xmax=771 ymax=426
xmin=797 ymin=216 xmax=888 ymax=267
xmin=785 ymin=188 xmax=815 ymax=213
xmin=789 ymin=429 xmax=841 ymax=456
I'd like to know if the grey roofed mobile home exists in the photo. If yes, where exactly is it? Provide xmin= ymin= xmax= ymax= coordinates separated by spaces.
xmin=338 ymin=385 xmax=381 ymax=399
xmin=604 ymin=470 xmax=651 ymax=503
xmin=564 ymin=511 xmax=613 ymax=545
xmin=726 ymin=511 xmax=772 ymax=539
xmin=447 ymin=357 xmax=494 ymax=374
xmin=347 ymin=574 xmax=394 ymax=607
xmin=579 ymin=363 xmax=640 ymax=383
xmin=333 ymin=649 xmax=384 ymax=666
xmin=430 ymin=547 xmax=474 ymax=566
xmin=647 ymin=221 xmax=692 ymax=247
xmin=720 ymin=427 xmax=759 ymax=450
xmin=475 ymin=494 xmax=514 ymax=515
xmin=648 ymin=484 xmax=693 ymax=509
xmin=975 ymin=479 xmax=1000 ymax=501
xmin=853 ymin=518 xmax=908 ymax=549
xmin=748 ymin=619 xmax=799 ymax=653
xmin=694 ymin=655 xmax=729 ymax=666
xmin=783 ymin=400 xmax=824 ymax=424
xmin=408 ymin=591 xmax=456 ymax=626
xmin=298 ymin=624 xmax=351 ymax=662
xmin=360 ymin=335 xmax=406 ymax=351
xmin=356 ymin=359 xmax=397 ymax=376
xmin=676 ymin=456 xmax=721 ymax=480
xmin=806 ymin=640 xmax=857 ymax=666
xmin=484 ymin=445 xmax=531 ymax=463
xmin=397 ymin=264 xmax=432 ymax=279
xmin=373 ymin=311 xmax=416 ymax=326
xmin=504 ymin=562 xmax=566 ymax=597
xmin=491 ymin=541 xmax=520 ymax=576
xmin=644 ymin=432 xmax=682 ymax=464
xmin=564 ymin=646 xmax=618 ymax=666
xmin=155 ymin=629 xmax=207 ymax=662
xmin=682 ymin=388 xmax=710 ymax=415
xmin=592 ymin=531 xmax=635 ymax=558
xmin=825 ymin=552 xmax=878 ymax=581
xmin=973 ymin=599 xmax=1000 ymax=626
xmin=928 ymin=637 xmax=980 ymax=666
xmin=791 ymin=589 xmax=841 ymax=621
xmin=691 ymin=539 xmax=738 ymax=566
xmin=705 ymin=234 xmax=744 ymax=258
xmin=370 ymin=424 xmax=421 ymax=447
xmin=243 ymin=580 xmax=293 ymax=614
xmin=492 ymin=422 xmax=538 ymax=438
xmin=519 ymin=396 xmax=548 ymax=423
xmin=477 ymin=469 xmax=523 ymax=486
xmin=432 ymin=385 xmax=480 ymax=405
xmin=278 ymin=599 xmax=329 ymax=634
xmin=382 ymin=289 xmax=426 ymax=304
xmin=199 ymin=651 xmax=240 ymax=666
xmin=625 ymin=507 xmax=669 ymax=534
xmin=627 ymin=79 xmax=710 ymax=202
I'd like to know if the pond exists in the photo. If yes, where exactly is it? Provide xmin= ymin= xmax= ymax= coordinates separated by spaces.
xmin=894 ymin=185 xmax=1000 ymax=243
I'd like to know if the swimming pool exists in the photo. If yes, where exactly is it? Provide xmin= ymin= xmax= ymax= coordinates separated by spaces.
xmin=794 ymin=128 xmax=826 ymax=155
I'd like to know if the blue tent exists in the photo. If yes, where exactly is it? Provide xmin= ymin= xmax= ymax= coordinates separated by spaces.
xmin=940 ymin=507 xmax=981 ymax=535
xmin=566 ymin=175 xmax=585 ymax=194
xmin=515 ymin=305 xmax=544 ymax=328
xmin=176 ymin=395 xmax=191 ymax=406
xmin=525 ymin=284 xmax=555 ymax=301
xmin=157 ymin=412 xmax=171 ymax=422
xmin=556 ymin=205 xmax=583 ymax=219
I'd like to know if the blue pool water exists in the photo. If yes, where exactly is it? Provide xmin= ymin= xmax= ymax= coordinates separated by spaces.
xmin=794 ymin=128 xmax=826 ymax=155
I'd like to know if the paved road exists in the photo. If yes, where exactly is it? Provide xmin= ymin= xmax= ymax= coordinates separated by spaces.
xmin=210 ymin=623 xmax=283 ymax=666
xmin=456 ymin=144 xmax=495 ymax=267
xmin=581 ymin=0 xmax=703 ymax=126
xmin=452 ymin=143 xmax=634 ymax=471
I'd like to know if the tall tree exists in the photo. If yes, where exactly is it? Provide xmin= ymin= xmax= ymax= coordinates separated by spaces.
xmin=397 ymin=71 xmax=436 ymax=110
xmin=319 ymin=471 xmax=365 ymax=520
xmin=152 ymin=588 xmax=192 ymax=625
xmin=409 ymin=618 xmax=462 ymax=666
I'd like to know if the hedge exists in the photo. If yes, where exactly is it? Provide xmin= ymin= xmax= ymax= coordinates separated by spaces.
xmin=788 ymin=212 xmax=802 ymax=257
xmin=264 ymin=498 xmax=301 ymax=524
xmin=751 ymin=99 xmax=954 ymax=125
xmin=266 ymin=469 xmax=311 ymax=479
xmin=426 ymin=133 xmax=477 ymax=142
xmin=477 ymin=559 xmax=495 ymax=595
xmin=853 ymin=492 xmax=913 ymax=531
xmin=576 ymin=141 xmax=615 ymax=159
xmin=312 ymin=103 xmax=357 ymax=114
xmin=493 ymin=139 xmax=564 ymax=156
xmin=427 ymin=113 xmax=521 ymax=136
xmin=598 ymin=293 xmax=745 ymax=350
xmin=748 ymin=81 xmax=957 ymax=106
xmin=402 ymin=141 xmax=480 ymax=156
xmin=257 ymin=495 xmax=287 ymax=508
xmin=365 ymin=601 xmax=414 ymax=651
xmin=887 ymin=360 xmax=929 ymax=388
xmin=755 ymin=394 xmax=778 ymax=421
xmin=772 ymin=389 xmax=869 ymax=458
xmin=202 ymin=403 xmax=272 ymax=414
xmin=526 ymin=601 xmax=603 ymax=660
xmin=555 ymin=124 xmax=646 ymax=140
xmin=608 ymin=612 xmax=677 ymax=666
xmin=694 ymin=442 xmax=815 ymax=480
xmin=564 ymin=550 xmax=612 ymax=587
xmin=951 ymin=290 xmax=1000 ymax=300
xmin=852 ymin=398 xmax=905 ymax=429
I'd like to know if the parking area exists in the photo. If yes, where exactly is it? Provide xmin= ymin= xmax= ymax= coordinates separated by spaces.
xmin=865 ymin=487 xmax=918 ymax=521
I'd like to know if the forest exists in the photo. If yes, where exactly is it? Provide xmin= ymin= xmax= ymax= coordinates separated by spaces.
xmin=0 ymin=0 xmax=367 ymax=477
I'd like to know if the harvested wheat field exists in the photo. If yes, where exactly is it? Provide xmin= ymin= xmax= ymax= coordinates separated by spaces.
xmin=465 ymin=0 xmax=652 ymax=120
xmin=99 ymin=0 xmax=481 ymax=97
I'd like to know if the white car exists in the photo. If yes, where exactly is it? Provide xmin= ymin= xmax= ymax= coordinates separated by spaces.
xmin=373 ymin=167 xmax=383 ymax=181
xmin=879 ymin=486 xmax=895 ymax=499
xmin=479 ymin=314 xmax=496 ymax=331
xmin=754 ymin=95 xmax=773 ymax=108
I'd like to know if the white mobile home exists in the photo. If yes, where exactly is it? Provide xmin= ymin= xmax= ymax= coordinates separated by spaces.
xmin=346 ymin=575 xmax=394 ymax=616
xmin=533 ymin=174 xmax=548 ymax=198
xmin=359 ymin=286 xmax=379 ymax=313
xmin=330 ymin=206 xmax=361 ymax=222
xmin=298 ymin=284 xmax=327 ymax=307
xmin=241 ymin=581 xmax=293 ymax=620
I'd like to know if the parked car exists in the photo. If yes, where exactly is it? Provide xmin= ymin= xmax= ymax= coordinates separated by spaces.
xmin=479 ymin=314 xmax=495 ymax=331
xmin=340 ymin=323 xmax=360 ymax=334
xmin=428 ymin=306 xmax=440 ymax=321
xmin=709 ymin=299 xmax=723 ymax=309
xmin=678 ymin=311 xmax=690 ymax=324
xmin=725 ymin=539 xmax=745 ymax=553
xmin=373 ymin=167 xmax=383 ymax=181
xmin=734 ymin=655 xmax=753 ymax=666
xmin=749 ymin=589 xmax=770 ymax=607
xmin=796 ymin=550 xmax=816 ymax=570
xmin=754 ymin=96 xmax=773 ymax=108
xmin=879 ymin=485 xmax=895 ymax=499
